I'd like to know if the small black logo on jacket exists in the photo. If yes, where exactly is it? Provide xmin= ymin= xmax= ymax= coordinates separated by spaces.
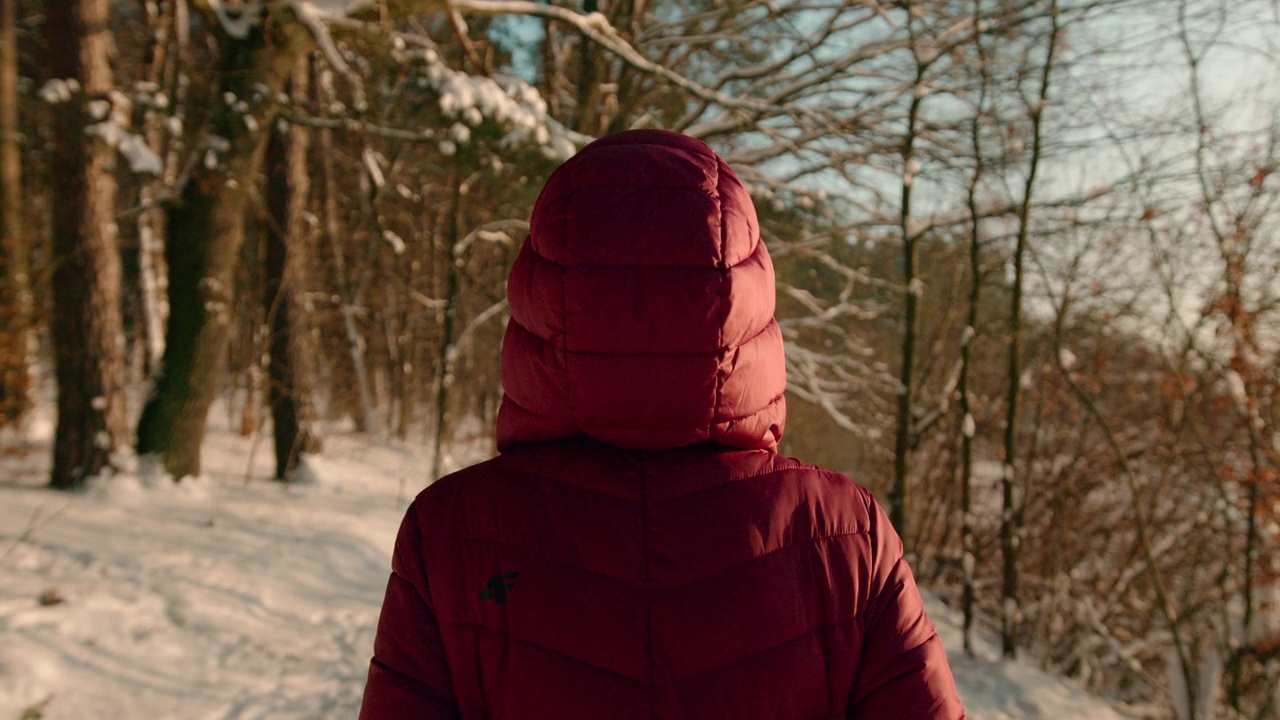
xmin=480 ymin=572 xmax=519 ymax=603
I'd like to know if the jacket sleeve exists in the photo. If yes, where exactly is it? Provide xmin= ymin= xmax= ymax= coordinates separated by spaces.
xmin=849 ymin=492 xmax=965 ymax=719
xmin=359 ymin=502 xmax=461 ymax=720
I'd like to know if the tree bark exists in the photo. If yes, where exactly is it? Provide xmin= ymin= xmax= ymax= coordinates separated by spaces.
xmin=1000 ymin=0 xmax=1059 ymax=659
xmin=135 ymin=14 xmax=309 ymax=479
xmin=429 ymin=166 xmax=462 ymax=483
xmin=263 ymin=56 xmax=318 ymax=480
xmin=317 ymin=68 xmax=378 ymax=434
xmin=890 ymin=42 xmax=928 ymax=541
xmin=0 ymin=0 xmax=31 ymax=428
xmin=136 ymin=0 xmax=184 ymax=381
xmin=959 ymin=0 xmax=991 ymax=657
xmin=46 ymin=0 xmax=129 ymax=489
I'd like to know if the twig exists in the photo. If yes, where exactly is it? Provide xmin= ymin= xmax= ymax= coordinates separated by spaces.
xmin=0 ymin=502 xmax=73 ymax=565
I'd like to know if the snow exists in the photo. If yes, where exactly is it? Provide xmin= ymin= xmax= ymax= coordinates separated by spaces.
xmin=1 ymin=407 xmax=1132 ymax=719
xmin=1224 ymin=369 xmax=1247 ymax=406
xmin=0 ymin=409 xmax=448 ymax=719
xmin=38 ymin=79 xmax=79 ymax=104
xmin=381 ymin=230 xmax=406 ymax=255
xmin=207 ymin=0 xmax=263 ymax=40
xmin=292 ymin=0 xmax=367 ymax=112
xmin=117 ymin=133 xmax=165 ymax=175
xmin=361 ymin=148 xmax=386 ymax=190
xmin=85 ymin=121 xmax=165 ymax=176
xmin=82 ymin=90 xmax=163 ymax=176
xmin=925 ymin=595 xmax=1131 ymax=720
xmin=86 ymin=100 xmax=111 ymax=121
xmin=424 ymin=51 xmax=584 ymax=160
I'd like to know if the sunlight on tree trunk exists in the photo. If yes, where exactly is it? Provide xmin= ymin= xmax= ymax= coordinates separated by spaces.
xmin=0 ymin=0 xmax=30 ymax=428
xmin=46 ymin=0 xmax=128 ymax=489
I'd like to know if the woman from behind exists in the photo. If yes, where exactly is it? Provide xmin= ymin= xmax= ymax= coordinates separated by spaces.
xmin=359 ymin=129 xmax=964 ymax=720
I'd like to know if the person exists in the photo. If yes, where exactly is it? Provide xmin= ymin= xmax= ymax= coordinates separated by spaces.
xmin=359 ymin=129 xmax=964 ymax=719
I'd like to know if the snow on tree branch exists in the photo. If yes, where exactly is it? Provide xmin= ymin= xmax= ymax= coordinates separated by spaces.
xmin=449 ymin=0 xmax=780 ymax=126
xmin=420 ymin=49 xmax=588 ymax=159
xmin=203 ymin=0 xmax=265 ymax=39
xmin=84 ymin=91 xmax=165 ymax=175
xmin=289 ymin=0 xmax=368 ymax=110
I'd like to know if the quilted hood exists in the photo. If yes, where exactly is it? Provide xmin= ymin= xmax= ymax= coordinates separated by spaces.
xmin=496 ymin=129 xmax=787 ymax=451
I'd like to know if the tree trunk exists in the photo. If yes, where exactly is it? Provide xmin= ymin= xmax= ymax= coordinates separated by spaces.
xmin=46 ymin=0 xmax=129 ymax=489
xmin=317 ymin=68 xmax=378 ymax=434
xmin=0 ymin=0 xmax=31 ymax=428
xmin=135 ymin=16 xmax=309 ymax=479
xmin=890 ymin=54 xmax=927 ymax=541
xmin=263 ymin=56 xmax=318 ymax=481
xmin=960 ymin=0 xmax=990 ymax=657
xmin=429 ymin=166 xmax=462 ymax=483
xmin=1000 ymin=2 xmax=1059 ymax=659
xmin=136 ymin=0 xmax=184 ymax=381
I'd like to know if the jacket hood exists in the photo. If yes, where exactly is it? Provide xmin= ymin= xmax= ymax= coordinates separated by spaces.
xmin=496 ymin=129 xmax=786 ymax=452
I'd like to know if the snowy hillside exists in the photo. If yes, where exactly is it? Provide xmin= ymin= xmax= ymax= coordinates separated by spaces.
xmin=1 ymin=414 xmax=1129 ymax=719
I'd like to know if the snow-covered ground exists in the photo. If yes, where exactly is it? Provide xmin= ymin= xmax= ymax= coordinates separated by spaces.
xmin=1 ymin=410 xmax=1130 ymax=719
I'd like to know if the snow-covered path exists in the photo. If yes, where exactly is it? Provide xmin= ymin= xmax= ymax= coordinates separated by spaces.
xmin=0 ymin=419 xmax=425 ymax=719
xmin=1 ymin=416 xmax=1130 ymax=719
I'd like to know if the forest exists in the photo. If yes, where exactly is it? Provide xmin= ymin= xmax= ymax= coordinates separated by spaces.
xmin=0 ymin=0 xmax=1278 ymax=717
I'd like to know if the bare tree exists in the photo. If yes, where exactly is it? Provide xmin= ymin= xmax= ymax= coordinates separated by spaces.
xmin=957 ymin=0 xmax=993 ymax=656
xmin=889 ymin=1 xmax=935 ymax=540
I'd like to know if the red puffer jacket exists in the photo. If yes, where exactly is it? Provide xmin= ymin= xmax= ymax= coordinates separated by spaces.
xmin=360 ymin=130 xmax=964 ymax=719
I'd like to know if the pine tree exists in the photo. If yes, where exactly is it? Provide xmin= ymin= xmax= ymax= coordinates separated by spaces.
xmin=46 ymin=0 xmax=129 ymax=489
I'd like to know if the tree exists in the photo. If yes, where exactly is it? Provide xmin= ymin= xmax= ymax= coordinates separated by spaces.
xmin=45 ymin=0 xmax=129 ymax=489
xmin=262 ymin=56 xmax=319 ymax=480
xmin=890 ymin=0 xmax=934 ymax=540
xmin=957 ymin=0 xmax=993 ymax=656
xmin=135 ymin=7 xmax=311 ymax=479
xmin=997 ymin=0 xmax=1060 ymax=659
xmin=0 ymin=0 xmax=30 ymax=428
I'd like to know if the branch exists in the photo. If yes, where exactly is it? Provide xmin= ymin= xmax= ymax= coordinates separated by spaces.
xmin=290 ymin=0 xmax=367 ymax=111
xmin=449 ymin=0 xmax=779 ymax=122
xmin=454 ymin=219 xmax=530 ymax=257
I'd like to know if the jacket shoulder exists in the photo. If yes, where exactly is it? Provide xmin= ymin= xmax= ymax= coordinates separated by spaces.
xmin=734 ymin=452 xmax=881 ymax=528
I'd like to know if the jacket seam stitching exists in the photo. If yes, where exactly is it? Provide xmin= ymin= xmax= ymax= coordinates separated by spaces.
xmin=433 ymin=618 xmax=650 ymax=686
xmin=367 ymin=656 xmax=461 ymax=708
xmin=675 ymin=616 xmax=860 ymax=687
xmin=716 ymin=389 xmax=785 ymax=425
xmin=647 ymin=463 xmax=858 ymax=505
xmin=654 ymin=530 xmax=869 ymax=594
xmin=420 ymin=528 xmax=869 ymax=596
xmin=419 ymin=532 xmax=640 ymax=587
xmin=639 ymin=455 xmax=657 ymax=719
xmin=849 ymin=631 xmax=944 ymax=711
xmin=524 ymin=256 xmax=763 ymax=271
xmin=498 ymin=388 xmax=777 ymax=438
xmin=711 ymin=157 xmax=727 ymax=441
xmin=561 ymin=184 xmax=575 ymax=429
